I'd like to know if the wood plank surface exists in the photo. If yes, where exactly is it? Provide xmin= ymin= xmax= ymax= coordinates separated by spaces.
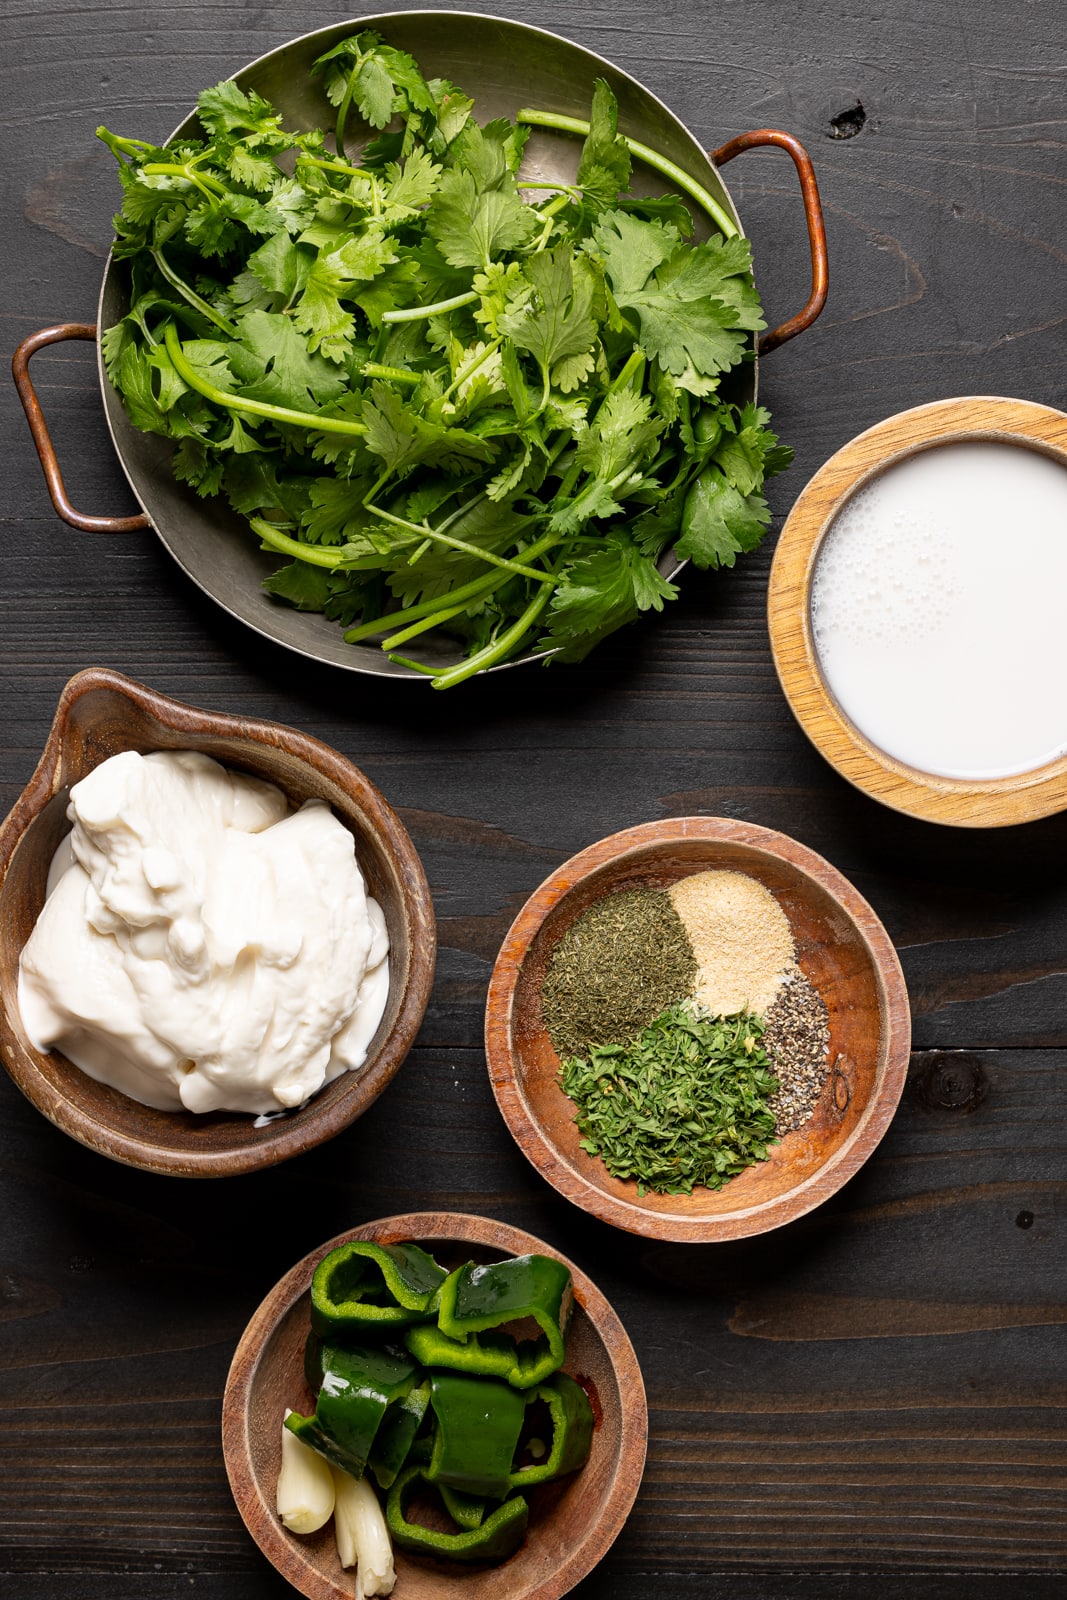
xmin=2 ymin=0 xmax=1066 ymax=1595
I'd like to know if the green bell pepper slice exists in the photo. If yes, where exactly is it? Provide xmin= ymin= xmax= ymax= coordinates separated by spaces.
xmin=439 ymin=1484 xmax=487 ymax=1530
xmin=368 ymin=1379 xmax=431 ymax=1490
xmin=386 ymin=1463 xmax=529 ymax=1563
xmin=285 ymin=1341 xmax=420 ymax=1478
xmin=426 ymin=1254 xmax=574 ymax=1388
xmin=310 ymin=1240 xmax=447 ymax=1335
xmin=404 ymin=1321 xmax=560 ymax=1388
xmin=508 ymin=1371 xmax=594 ymax=1489
xmin=426 ymin=1372 xmax=527 ymax=1499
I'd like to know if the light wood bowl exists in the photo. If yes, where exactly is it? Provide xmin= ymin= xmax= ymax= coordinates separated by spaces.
xmin=222 ymin=1212 xmax=646 ymax=1600
xmin=485 ymin=818 xmax=910 ymax=1242
xmin=0 ymin=667 xmax=435 ymax=1176
xmin=768 ymin=396 xmax=1067 ymax=826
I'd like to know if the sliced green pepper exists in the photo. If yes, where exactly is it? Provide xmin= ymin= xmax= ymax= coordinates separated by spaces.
xmin=386 ymin=1463 xmax=529 ymax=1563
xmin=285 ymin=1341 xmax=420 ymax=1478
xmin=310 ymin=1240 xmax=447 ymax=1335
xmin=426 ymin=1372 xmax=526 ymax=1499
xmin=368 ymin=1379 xmax=431 ymax=1490
xmin=439 ymin=1484 xmax=487 ymax=1530
xmin=508 ymin=1371 xmax=594 ymax=1489
xmin=404 ymin=1321 xmax=560 ymax=1387
xmin=430 ymin=1254 xmax=574 ymax=1388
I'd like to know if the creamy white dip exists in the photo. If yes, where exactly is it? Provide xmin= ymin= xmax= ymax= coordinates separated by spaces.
xmin=17 ymin=749 xmax=390 ymax=1115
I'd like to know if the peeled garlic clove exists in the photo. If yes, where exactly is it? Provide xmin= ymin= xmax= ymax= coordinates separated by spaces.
xmin=330 ymin=1466 xmax=395 ymax=1596
xmin=277 ymin=1410 xmax=335 ymax=1534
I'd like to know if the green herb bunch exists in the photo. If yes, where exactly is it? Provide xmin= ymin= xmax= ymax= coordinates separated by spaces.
xmin=559 ymin=1004 xmax=780 ymax=1196
xmin=97 ymin=31 xmax=792 ymax=687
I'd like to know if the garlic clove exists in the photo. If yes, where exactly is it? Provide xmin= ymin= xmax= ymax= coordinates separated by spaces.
xmin=330 ymin=1465 xmax=396 ymax=1596
xmin=277 ymin=1409 xmax=336 ymax=1534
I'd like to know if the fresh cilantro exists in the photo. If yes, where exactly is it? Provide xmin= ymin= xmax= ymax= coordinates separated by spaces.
xmin=98 ymin=44 xmax=789 ymax=685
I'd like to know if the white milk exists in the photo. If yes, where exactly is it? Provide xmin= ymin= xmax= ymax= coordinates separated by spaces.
xmin=810 ymin=441 xmax=1067 ymax=780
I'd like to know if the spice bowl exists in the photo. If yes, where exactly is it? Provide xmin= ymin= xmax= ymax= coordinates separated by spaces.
xmin=222 ymin=1211 xmax=647 ymax=1600
xmin=485 ymin=817 xmax=910 ymax=1242
xmin=0 ymin=667 xmax=435 ymax=1177
xmin=768 ymin=396 xmax=1067 ymax=826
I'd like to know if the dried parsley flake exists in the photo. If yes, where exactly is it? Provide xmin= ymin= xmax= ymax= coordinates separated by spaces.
xmin=559 ymin=1004 xmax=779 ymax=1196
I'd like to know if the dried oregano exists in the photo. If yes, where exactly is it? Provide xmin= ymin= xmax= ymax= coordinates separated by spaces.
xmin=541 ymin=888 xmax=696 ymax=1060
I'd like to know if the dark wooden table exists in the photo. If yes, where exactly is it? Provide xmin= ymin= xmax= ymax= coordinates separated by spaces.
xmin=3 ymin=2 xmax=1066 ymax=1595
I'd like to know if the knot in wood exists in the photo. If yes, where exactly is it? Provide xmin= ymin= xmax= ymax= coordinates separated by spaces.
xmin=913 ymin=1052 xmax=988 ymax=1113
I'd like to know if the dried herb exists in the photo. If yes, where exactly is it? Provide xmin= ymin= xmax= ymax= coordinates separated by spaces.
xmin=559 ymin=1004 xmax=779 ymax=1196
xmin=541 ymin=889 xmax=696 ymax=1060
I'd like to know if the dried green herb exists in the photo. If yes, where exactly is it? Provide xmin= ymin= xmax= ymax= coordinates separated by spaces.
xmin=541 ymin=889 xmax=696 ymax=1060
xmin=559 ymin=1004 xmax=779 ymax=1196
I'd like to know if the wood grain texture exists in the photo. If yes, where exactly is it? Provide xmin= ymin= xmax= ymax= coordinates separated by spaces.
xmin=2 ymin=0 xmax=1067 ymax=1594
xmin=486 ymin=817 xmax=910 ymax=1240
xmin=0 ymin=668 xmax=436 ymax=1175
xmin=222 ymin=1214 xmax=646 ymax=1600
xmin=768 ymin=397 xmax=1067 ymax=826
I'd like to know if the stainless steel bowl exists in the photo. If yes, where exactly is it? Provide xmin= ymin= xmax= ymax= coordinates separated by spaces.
xmin=16 ymin=11 xmax=826 ymax=680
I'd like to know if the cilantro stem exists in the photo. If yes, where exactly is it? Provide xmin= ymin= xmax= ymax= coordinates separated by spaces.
xmin=343 ymin=529 xmax=559 ymax=641
xmin=142 ymin=162 xmax=229 ymax=201
xmin=382 ymin=291 xmax=479 ymax=324
xmin=381 ymin=603 xmax=469 ymax=650
xmin=608 ymin=351 xmax=646 ymax=394
xmin=335 ymin=58 xmax=361 ymax=161
xmin=385 ymin=654 xmax=439 ymax=675
xmin=164 ymin=324 xmax=369 ymax=436
xmin=95 ymin=128 xmax=156 ymax=159
xmin=248 ymin=516 xmax=352 ymax=568
xmin=361 ymin=362 xmax=421 ymax=386
xmin=518 ymin=181 xmax=582 ymax=196
xmin=442 ymin=336 xmax=504 ymax=401
xmin=363 ymin=500 xmax=555 ymax=583
xmin=516 ymin=108 xmax=738 ymax=238
xmin=430 ymin=580 xmax=555 ymax=689
xmin=151 ymin=252 xmax=239 ymax=337
xmin=303 ymin=154 xmax=378 ymax=180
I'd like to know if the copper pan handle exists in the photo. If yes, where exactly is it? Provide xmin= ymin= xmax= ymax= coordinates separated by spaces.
xmin=710 ymin=129 xmax=828 ymax=355
xmin=12 ymin=323 xmax=150 ymax=533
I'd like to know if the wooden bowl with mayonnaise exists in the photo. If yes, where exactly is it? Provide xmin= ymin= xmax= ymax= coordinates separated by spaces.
xmin=0 ymin=667 xmax=435 ymax=1176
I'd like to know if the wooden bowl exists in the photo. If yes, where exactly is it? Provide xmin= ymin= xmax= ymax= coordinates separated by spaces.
xmin=768 ymin=396 xmax=1067 ymax=826
xmin=222 ymin=1212 xmax=646 ymax=1600
xmin=485 ymin=817 xmax=910 ymax=1242
xmin=0 ymin=667 xmax=435 ymax=1176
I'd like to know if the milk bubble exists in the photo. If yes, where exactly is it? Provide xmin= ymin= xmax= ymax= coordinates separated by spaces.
xmin=810 ymin=441 xmax=1067 ymax=779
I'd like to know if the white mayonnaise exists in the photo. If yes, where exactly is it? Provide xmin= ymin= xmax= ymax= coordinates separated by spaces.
xmin=811 ymin=441 xmax=1067 ymax=779
xmin=17 ymin=750 xmax=390 ymax=1115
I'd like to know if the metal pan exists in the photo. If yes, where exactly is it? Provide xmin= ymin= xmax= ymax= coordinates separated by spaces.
xmin=14 ymin=11 xmax=827 ymax=681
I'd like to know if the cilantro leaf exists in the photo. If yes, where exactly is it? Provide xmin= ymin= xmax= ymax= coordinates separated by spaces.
xmin=425 ymin=168 xmax=538 ymax=270
xmin=591 ymin=211 xmax=679 ymax=297
xmin=541 ymin=534 xmax=678 ymax=658
xmin=674 ymin=469 xmax=771 ymax=569
xmin=263 ymin=560 xmax=335 ymax=610
xmin=576 ymin=79 xmax=632 ymax=205
xmin=500 ymin=246 xmax=598 ymax=392
xmin=229 ymin=310 xmax=348 ymax=407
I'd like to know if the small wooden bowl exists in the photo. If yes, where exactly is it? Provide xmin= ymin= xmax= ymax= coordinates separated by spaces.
xmin=768 ymin=396 xmax=1067 ymax=826
xmin=0 ymin=667 xmax=435 ymax=1176
xmin=485 ymin=818 xmax=910 ymax=1242
xmin=222 ymin=1212 xmax=646 ymax=1600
